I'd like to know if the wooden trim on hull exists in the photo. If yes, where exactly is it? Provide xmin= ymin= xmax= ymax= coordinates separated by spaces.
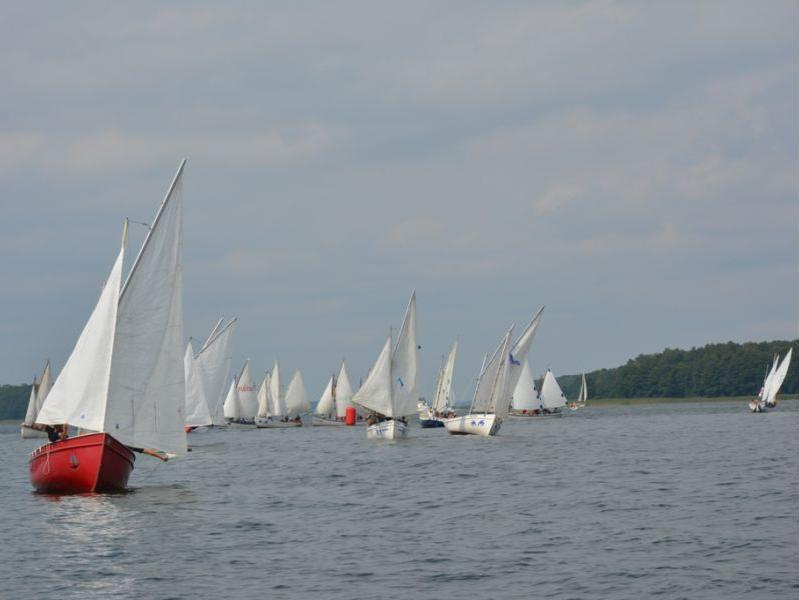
xmin=29 ymin=433 xmax=135 ymax=494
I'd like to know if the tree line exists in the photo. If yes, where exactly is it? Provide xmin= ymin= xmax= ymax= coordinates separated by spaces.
xmin=553 ymin=339 xmax=798 ymax=400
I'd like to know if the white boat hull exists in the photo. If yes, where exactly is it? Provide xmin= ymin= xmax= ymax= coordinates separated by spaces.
xmin=227 ymin=421 xmax=257 ymax=429
xmin=749 ymin=400 xmax=766 ymax=413
xmin=20 ymin=424 xmax=47 ymax=439
xmin=366 ymin=419 xmax=408 ymax=440
xmin=256 ymin=417 xmax=302 ymax=428
xmin=509 ymin=410 xmax=563 ymax=419
xmin=444 ymin=413 xmax=501 ymax=436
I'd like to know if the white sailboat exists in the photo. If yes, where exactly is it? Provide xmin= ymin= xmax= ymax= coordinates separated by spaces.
xmin=32 ymin=160 xmax=187 ymax=493
xmin=538 ymin=369 xmax=567 ymax=416
xmin=312 ymin=375 xmax=339 ymax=425
xmin=419 ymin=341 xmax=458 ymax=428
xmin=751 ymin=354 xmax=779 ymax=412
xmin=195 ymin=317 xmax=237 ymax=426
xmin=751 ymin=348 xmax=793 ymax=412
xmin=184 ymin=341 xmax=212 ymax=431
xmin=509 ymin=360 xmax=540 ymax=417
xmin=225 ymin=359 xmax=257 ymax=425
xmin=223 ymin=377 xmax=255 ymax=429
xmin=255 ymin=372 xmax=271 ymax=422
xmin=258 ymin=362 xmax=306 ymax=427
xmin=569 ymin=373 xmax=588 ymax=411
xmin=20 ymin=361 xmax=53 ymax=438
xmin=352 ymin=291 xmax=418 ymax=441
xmin=444 ymin=326 xmax=514 ymax=436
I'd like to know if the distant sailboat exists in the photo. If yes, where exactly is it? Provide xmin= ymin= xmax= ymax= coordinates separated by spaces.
xmin=444 ymin=326 xmax=514 ymax=436
xmin=509 ymin=360 xmax=540 ymax=417
xmin=226 ymin=359 xmax=258 ymax=426
xmin=259 ymin=367 xmax=308 ymax=427
xmin=20 ymin=361 xmax=53 ymax=438
xmin=195 ymin=317 xmax=237 ymax=427
xmin=31 ymin=161 xmax=188 ymax=493
xmin=751 ymin=348 xmax=793 ymax=412
xmin=568 ymin=374 xmax=588 ymax=411
xmin=538 ymin=369 xmax=567 ymax=416
xmin=313 ymin=362 xmax=364 ymax=426
xmin=352 ymin=291 xmax=418 ymax=440
xmin=419 ymin=341 xmax=458 ymax=428
xmin=223 ymin=377 xmax=255 ymax=429
xmin=313 ymin=375 xmax=339 ymax=425
xmin=184 ymin=341 xmax=212 ymax=432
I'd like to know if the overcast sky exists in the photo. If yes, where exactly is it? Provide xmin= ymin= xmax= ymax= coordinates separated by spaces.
xmin=1 ymin=1 xmax=797 ymax=400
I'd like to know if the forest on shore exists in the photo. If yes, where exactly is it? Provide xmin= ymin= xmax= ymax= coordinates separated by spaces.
xmin=1 ymin=339 xmax=796 ymax=419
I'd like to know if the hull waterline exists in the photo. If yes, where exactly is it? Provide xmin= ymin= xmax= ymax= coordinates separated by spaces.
xmin=29 ymin=432 xmax=135 ymax=494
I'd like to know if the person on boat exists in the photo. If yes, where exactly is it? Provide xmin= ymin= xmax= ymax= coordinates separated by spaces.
xmin=45 ymin=425 xmax=59 ymax=443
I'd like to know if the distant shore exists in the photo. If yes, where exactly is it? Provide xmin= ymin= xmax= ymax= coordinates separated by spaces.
xmin=586 ymin=395 xmax=799 ymax=406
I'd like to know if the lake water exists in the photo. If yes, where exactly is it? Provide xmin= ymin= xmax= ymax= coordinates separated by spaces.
xmin=1 ymin=401 xmax=797 ymax=599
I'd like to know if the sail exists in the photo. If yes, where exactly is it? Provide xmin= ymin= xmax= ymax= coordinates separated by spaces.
xmin=579 ymin=373 xmax=588 ymax=403
xmin=257 ymin=373 xmax=271 ymax=417
xmin=767 ymin=347 xmax=793 ymax=404
xmin=760 ymin=355 xmax=779 ymax=401
xmin=104 ymin=162 xmax=186 ymax=456
xmin=507 ymin=306 xmax=544 ymax=397
xmin=335 ymin=362 xmax=355 ymax=418
xmin=432 ymin=341 xmax=458 ymax=412
xmin=36 ymin=361 xmax=53 ymax=414
xmin=470 ymin=329 xmax=510 ymax=414
xmin=315 ymin=376 xmax=336 ymax=416
xmin=489 ymin=331 xmax=513 ymax=417
xmin=23 ymin=376 xmax=39 ymax=427
xmin=540 ymin=370 xmax=567 ymax=409
xmin=352 ymin=337 xmax=394 ymax=416
xmin=269 ymin=361 xmax=282 ymax=414
xmin=284 ymin=370 xmax=311 ymax=416
xmin=36 ymin=247 xmax=123 ymax=431
xmin=236 ymin=360 xmax=258 ymax=418
xmin=391 ymin=291 xmax=418 ymax=417
xmin=184 ymin=342 xmax=212 ymax=427
xmin=223 ymin=378 xmax=240 ymax=419
xmin=196 ymin=318 xmax=237 ymax=426
xmin=511 ymin=360 xmax=538 ymax=411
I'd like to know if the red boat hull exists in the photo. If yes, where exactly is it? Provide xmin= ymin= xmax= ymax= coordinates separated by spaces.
xmin=29 ymin=432 xmax=136 ymax=494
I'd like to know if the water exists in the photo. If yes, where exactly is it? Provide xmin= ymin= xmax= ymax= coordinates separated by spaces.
xmin=2 ymin=401 xmax=797 ymax=599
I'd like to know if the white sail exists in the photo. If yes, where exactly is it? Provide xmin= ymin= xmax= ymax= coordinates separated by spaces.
xmin=36 ymin=246 xmax=124 ymax=432
xmin=196 ymin=318 xmax=237 ymax=426
xmin=184 ymin=341 xmax=212 ymax=427
xmin=257 ymin=373 xmax=271 ymax=417
xmin=352 ymin=337 xmax=394 ymax=416
xmin=488 ymin=329 xmax=513 ymax=418
xmin=236 ymin=359 xmax=258 ymax=418
xmin=507 ymin=306 xmax=544 ymax=396
xmin=766 ymin=348 xmax=793 ymax=405
xmin=540 ymin=370 xmax=567 ymax=409
xmin=470 ymin=328 xmax=513 ymax=414
xmin=391 ymin=291 xmax=419 ymax=417
xmin=284 ymin=370 xmax=311 ymax=416
xmin=23 ymin=376 xmax=39 ymax=427
xmin=335 ymin=362 xmax=355 ymax=418
xmin=760 ymin=355 xmax=779 ymax=401
xmin=269 ymin=361 xmax=282 ymax=415
xmin=223 ymin=378 xmax=241 ymax=419
xmin=578 ymin=373 xmax=588 ymax=403
xmin=432 ymin=341 xmax=458 ymax=412
xmin=315 ymin=376 xmax=336 ymax=416
xmin=104 ymin=162 xmax=187 ymax=456
xmin=511 ymin=360 xmax=538 ymax=411
xmin=36 ymin=361 xmax=53 ymax=413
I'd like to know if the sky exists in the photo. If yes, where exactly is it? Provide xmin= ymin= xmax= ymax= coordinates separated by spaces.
xmin=1 ymin=1 xmax=797 ymax=401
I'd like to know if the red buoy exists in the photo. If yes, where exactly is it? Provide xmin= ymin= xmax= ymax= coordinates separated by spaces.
xmin=345 ymin=406 xmax=357 ymax=426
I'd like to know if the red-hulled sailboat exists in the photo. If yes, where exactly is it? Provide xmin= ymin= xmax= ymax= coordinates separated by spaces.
xmin=30 ymin=160 xmax=188 ymax=494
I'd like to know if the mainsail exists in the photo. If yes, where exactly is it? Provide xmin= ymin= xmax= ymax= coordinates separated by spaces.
xmin=223 ymin=378 xmax=241 ymax=419
xmin=335 ymin=362 xmax=355 ymax=418
xmin=315 ymin=376 xmax=336 ymax=416
xmin=507 ymin=306 xmax=544 ymax=396
xmin=23 ymin=361 xmax=53 ymax=427
xmin=511 ymin=360 xmax=538 ymax=412
xmin=432 ymin=341 xmax=458 ymax=412
xmin=196 ymin=318 xmax=237 ymax=426
xmin=284 ymin=370 xmax=311 ymax=416
xmin=540 ymin=370 xmax=567 ymax=410
xmin=257 ymin=373 xmax=271 ymax=418
xmin=236 ymin=359 xmax=258 ymax=418
xmin=470 ymin=327 xmax=514 ymax=418
xmin=766 ymin=348 xmax=793 ymax=405
xmin=184 ymin=341 xmax=212 ymax=427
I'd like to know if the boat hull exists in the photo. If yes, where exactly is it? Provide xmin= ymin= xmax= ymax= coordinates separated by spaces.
xmin=749 ymin=400 xmax=766 ymax=413
xmin=29 ymin=432 xmax=135 ymax=494
xmin=367 ymin=419 xmax=408 ymax=440
xmin=228 ymin=421 xmax=258 ymax=429
xmin=444 ymin=414 xmax=501 ymax=436
xmin=509 ymin=410 xmax=563 ymax=419
xmin=20 ymin=424 xmax=47 ymax=439
xmin=255 ymin=418 xmax=301 ymax=428
xmin=419 ymin=418 xmax=446 ymax=428
xmin=312 ymin=416 xmax=345 ymax=426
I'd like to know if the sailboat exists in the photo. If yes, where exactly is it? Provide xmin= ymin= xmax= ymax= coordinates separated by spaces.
xmin=222 ymin=377 xmax=256 ymax=429
xmin=226 ymin=359 xmax=258 ymax=426
xmin=352 ymin=291 xmax=418 ymax=441
xmin=313 ymin=362 xmax=364 ymax=425
xmin=184 ymin=341 xmax=212 ymax=432
xmin=538 ymin=369 xmax=567 ymax=416
xmin=259 ymin=367 xmax=309 ymax=427
xmin=751 ymin=348 xmax=793 ymax=412
xmin=419 ymin=341 xmax=458 ymax=428
xmin=444 ymin=326 xmax=514 ymax=436
xmin=20 ymin=361 xmax=53 ymax=438
xmin=255 ymin=371 xmax=271 ymax=424
xmin=312 ymin=374 xmax=340 ymax=425
xmin=195 ymin=317 xmax=237 ymax=427
xmin=508 ymin=360 xmax=540 ymax=417
xmin=568 ymin=374 xmax=588 ymax=410
xmin=31 ymin=160 xmax=188 ymax=493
